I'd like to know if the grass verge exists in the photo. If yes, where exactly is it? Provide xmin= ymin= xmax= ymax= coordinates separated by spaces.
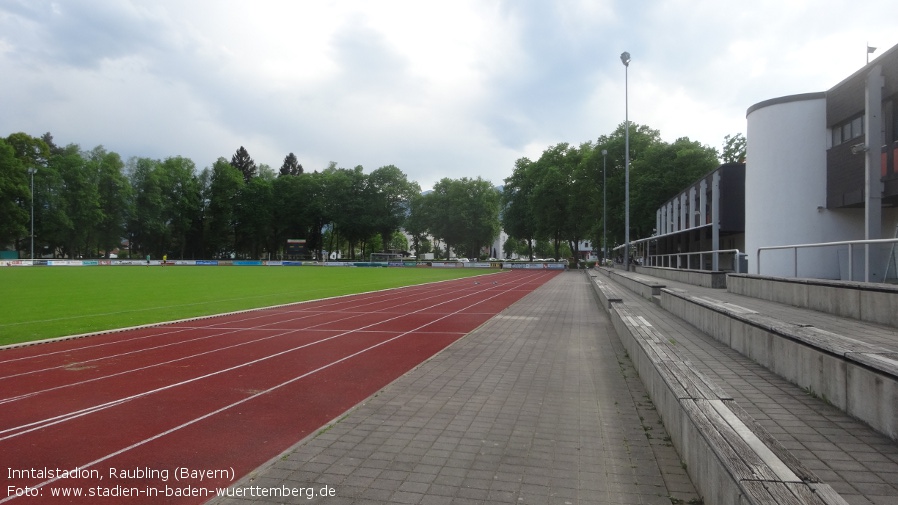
xmin=0 ymin=266 xmax=493 ymax=346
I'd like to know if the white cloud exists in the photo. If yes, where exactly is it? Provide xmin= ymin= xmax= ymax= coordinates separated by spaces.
xmin=0 ymin=0 xmax=896 ymax=192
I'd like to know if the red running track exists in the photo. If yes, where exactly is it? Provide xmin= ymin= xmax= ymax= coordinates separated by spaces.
xmin=1 ymin=269 xmax=558 ymax=503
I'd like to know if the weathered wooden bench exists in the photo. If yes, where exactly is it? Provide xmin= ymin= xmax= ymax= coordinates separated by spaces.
xmin=608 ymin=299 xmax=848 ymax=505
xmin=662 ymin=287 xmax=898 ymax=442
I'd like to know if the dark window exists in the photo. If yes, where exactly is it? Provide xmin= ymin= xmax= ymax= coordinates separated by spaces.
xmin=851 ymin=116 xmax=863 ymax=139
xmin=832 ymin=115 xmax=865 ymax=147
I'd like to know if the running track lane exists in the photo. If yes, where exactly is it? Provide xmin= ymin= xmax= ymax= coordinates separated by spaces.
xmin=1 ymin=269 xmax=558 ymax=504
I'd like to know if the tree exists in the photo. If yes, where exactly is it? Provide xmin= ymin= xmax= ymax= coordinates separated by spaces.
xmin=6 ymin=132 xmax=50 ymax=168
xmin=235 ymin=176 xmax=274 ymax=258
xmin=55 ymin=144 xmax=102 ymax=258
xmin=530 ymin=143 xmax=580 ymax=260
xmin=592 ymin=123 xmax=663 ymax=252
xmin=206 ymin=158 xmax=245 ymax=257
xmin=500 ymin=122 xmax=719 ymax=263
xmin=501 ymin=157 xmax=539 ymax=260
xmin=279 ymin=152 xmax=303 ymax=177
xmin=36 ymin=148 xmax=73 ymax=258
xmin=40 ymin=132 xmax=65 ymax=157
xmin=230 ymin=146 xmax=257 ymax=182
xmin=86 ymin=146 xmax=130 ymax=257
xmin=368 ymin=165 xmax=419 ymax=252
xmin=404 ymin=192 xmax=430 ymax=258
xmin=324 ymin=165 xmax=371 ymax=259
xmin=422 ymin=177 xmax=500 ymax=260
xmin=629 ymin=137 xmax=719 ymax=239
xmin=128 ymin=157 xmax=166 ymax=257
xmin=3 ymin=133 xmax=50 ymax=255
xmin=721 ymin=133 xmax=746 ymax=163
xmin=159 ymin=156 xmax=202 ymax=258
xmin=0 ymin=139 xmax=30 ymax=250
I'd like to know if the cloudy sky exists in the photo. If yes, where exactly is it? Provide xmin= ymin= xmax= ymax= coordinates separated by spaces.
xmin=1 ymin=0 xmax=895 ymax=191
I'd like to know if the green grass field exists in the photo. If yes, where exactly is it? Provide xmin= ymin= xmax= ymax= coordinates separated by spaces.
xmin=0 ymin=266 xmax=495 ymax=346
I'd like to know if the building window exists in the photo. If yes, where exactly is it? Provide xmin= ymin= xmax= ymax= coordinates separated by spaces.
xmin=832 ymin=115 xmax=865 ymax=147
xmin=851 ymin=116 xmax=863 ymax=139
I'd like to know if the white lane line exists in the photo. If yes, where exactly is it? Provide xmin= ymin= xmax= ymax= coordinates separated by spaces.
xmin=0 ymin=271 xmax=551 ymax=503
xmin=0 ymin=278 xmax=507 ymax=406
xmin=0 ymin=281 xmax=432 ymax=364
xmin=0 ymin=277 xmax=483 ymax=380
xmin=0 ymin=273 xmax=485 ymax=360
xmin=0 ymin=271 xmax=545 ymax=439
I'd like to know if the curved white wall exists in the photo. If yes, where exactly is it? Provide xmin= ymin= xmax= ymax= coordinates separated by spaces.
xmin=745 ymin=94 xmax=857 ymax=278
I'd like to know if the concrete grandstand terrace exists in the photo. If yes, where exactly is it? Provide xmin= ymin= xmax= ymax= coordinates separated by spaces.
xmin=592 ymin=266 xmax=898 ymax=504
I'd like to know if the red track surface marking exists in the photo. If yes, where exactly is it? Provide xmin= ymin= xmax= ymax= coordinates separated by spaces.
xmin=1 ymin=269 xmax=558 ymax=503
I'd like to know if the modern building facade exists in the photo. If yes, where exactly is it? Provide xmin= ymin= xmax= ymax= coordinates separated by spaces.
xmin=646 ymin=163 xmax=746 ymax=271
xmin=745 ymin=43 xmax=898 ymax=280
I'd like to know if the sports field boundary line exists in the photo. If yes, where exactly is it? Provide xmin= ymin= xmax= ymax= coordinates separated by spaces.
xmin=0 ymin=270 xmax=509 ymax=352
xmin=0 ymin=272 xmax=530 ymax=430
xmin=0 ymin=270 xmax=545 ymax=503
xmin=218 ymin=269 xmax=557 ymax=494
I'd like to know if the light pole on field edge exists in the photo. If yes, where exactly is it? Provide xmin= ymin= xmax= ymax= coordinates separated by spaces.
xmin=620 ymin=51 xmax=631 ymax=270
xmin=27 ymin=167 xmax=36 ymax=261
xmin=602 ymin=149 xmax=607 ymax=264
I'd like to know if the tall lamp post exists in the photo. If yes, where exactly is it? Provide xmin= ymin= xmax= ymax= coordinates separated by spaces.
xmin=620 ymin=51 xmax=631 ymax=270
xmin=27 ymin=167 xmax=36 ymax=261
xmin=601 ymin=149 xmax=607 ymax=264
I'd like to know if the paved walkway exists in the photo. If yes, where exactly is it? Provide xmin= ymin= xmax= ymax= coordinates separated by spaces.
xmin=601 ymin=268 xmax=898 ymax=505
xmin=213 ymin=271 xmax=699 ymax=505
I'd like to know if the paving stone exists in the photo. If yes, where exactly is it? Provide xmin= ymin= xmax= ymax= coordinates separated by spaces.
xmin=212 ymin=272 xmax=700 ymax=504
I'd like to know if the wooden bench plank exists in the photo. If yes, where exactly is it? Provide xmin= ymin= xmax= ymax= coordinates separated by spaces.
xmin=726 ymin=400 xmax=820 ymax=484
xmin=681 ymin=400 xmax=768 ymax=482
xmin=693 ymin=399 xmax=784 ymax=482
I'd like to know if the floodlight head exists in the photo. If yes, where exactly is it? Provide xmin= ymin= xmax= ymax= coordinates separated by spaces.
xmin=620 ymin=51 xmax=631 ymax=67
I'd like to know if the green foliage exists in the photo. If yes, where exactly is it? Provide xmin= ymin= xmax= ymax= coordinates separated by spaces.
xmin=368 ymin=164 xmax=420 ymax=252
xmin=502 ymin=123 xmax=720 ymax=258
xmin=56 ymin=144 xmax=102 ymax=258
xmin=501 ymin=157 xmax=538 ymax=260
xmin=279 ymin=152 xmax=303 ymax=176
xmin=404 ymin=192 xmax=430 ymax=257
xmin=390 ymin=230 xmax=409 ymax=252
xmin=721 ymin=133 xmax=746 ymax=163
xmin=87 ymin=146 xmax=131 ymax=257
xmin=236 ymin=176 xmax=275 ymax=258
xmin=0 ymin=138 xmax=30 ymax=248
xmin=6 ymin=132 xmax=50 ymax=167
xmin=2 ymin=121 xmax=719 ymax=263
xmin=230 ymin=146 xmax=257 ymax=182
xmin=206 ymin=158 xmax=245 ymax=257
xmin=417 ymin=177 xmax=500 ymax=259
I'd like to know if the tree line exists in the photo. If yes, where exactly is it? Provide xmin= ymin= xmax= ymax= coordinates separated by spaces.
xmin=502 ymin=124 xmax=740 ymax=261
xmin=0 ymin=132 xmax=498 ymax=261
xmin=1 ymin=127 xmax=742 ymax=262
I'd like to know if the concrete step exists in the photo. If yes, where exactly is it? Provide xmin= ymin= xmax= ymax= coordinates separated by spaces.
xmin=589 ymin=269 xmax=898 ymax=504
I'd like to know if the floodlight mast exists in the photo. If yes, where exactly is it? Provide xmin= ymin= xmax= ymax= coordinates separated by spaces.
xmin=601 ymin=149 xmax=607 ymax=263
xmin=620 ymin=51 xmax=630 ymax=270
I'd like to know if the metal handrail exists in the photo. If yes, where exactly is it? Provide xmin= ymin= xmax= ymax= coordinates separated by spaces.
xmin=757 ymin=238 xmax=898 ymax=281
xmin=646 ymin=249 xmax=746 ymax=273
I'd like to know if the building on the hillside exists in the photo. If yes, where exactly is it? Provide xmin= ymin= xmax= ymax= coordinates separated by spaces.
xmin=745 ymin=43 xmax=898 ymax=280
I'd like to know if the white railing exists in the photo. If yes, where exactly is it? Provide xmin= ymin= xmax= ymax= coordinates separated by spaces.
xmin=647 ymin=249 xmax=747 ymax=273
xmin=757 ymin=238 xmax=898 ymax=282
